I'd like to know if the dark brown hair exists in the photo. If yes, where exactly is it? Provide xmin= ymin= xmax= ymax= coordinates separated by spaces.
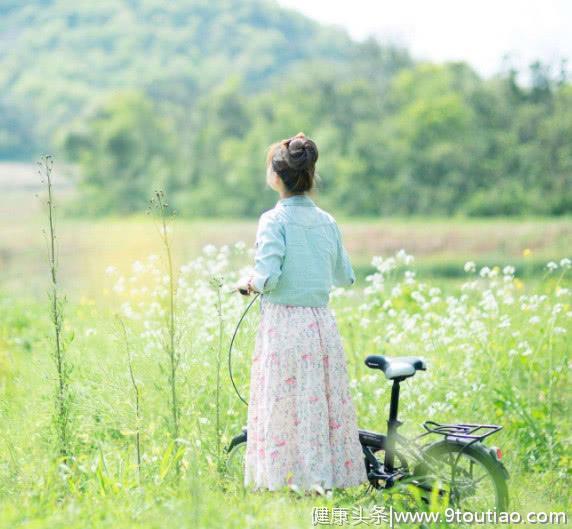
xmin=266 ymin=132 xmax=319 ymax=193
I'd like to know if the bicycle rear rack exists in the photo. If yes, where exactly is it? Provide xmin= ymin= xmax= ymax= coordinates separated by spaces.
xmin=422 ymin=421 xmax=502 ymax=442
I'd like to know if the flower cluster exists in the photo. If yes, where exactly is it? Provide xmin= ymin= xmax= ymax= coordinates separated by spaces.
xmin=335 ymin=250 xmax=570 ymax=468
xmin=106 ymin=243 xmax=570 ymax=469
xmin=106 ymin=242 xmax=257 ymax=361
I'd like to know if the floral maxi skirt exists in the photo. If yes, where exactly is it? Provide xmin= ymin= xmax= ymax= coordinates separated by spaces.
xmin=244 ymin=299 xmax=368 ymax=491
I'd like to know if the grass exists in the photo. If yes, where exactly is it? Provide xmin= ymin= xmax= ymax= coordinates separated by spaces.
xmin=0 ymin=241 xmax=570 ymax=528
xmin=0 ymin=168 xmax=570 ymax=527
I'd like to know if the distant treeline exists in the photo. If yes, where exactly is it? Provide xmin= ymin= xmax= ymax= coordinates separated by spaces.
xmin=2 ymin=1 xmax=571 ymax=216
xmin=63 ymin=62 xmax=572 ymax=217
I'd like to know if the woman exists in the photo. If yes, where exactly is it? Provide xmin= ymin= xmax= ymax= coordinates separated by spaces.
xmin=237 ymin=132 xmax=367 ymax=493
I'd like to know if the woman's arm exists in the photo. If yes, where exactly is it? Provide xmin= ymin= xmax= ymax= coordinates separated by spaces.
xmin=332 ymin=221 xmax=356 ymax=287
xmin=250 ymin=212 xmax=286 ymax=293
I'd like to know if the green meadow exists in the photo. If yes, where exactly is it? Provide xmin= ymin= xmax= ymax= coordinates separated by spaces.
xmin=0 ymin=176 xmax=570 ymax=528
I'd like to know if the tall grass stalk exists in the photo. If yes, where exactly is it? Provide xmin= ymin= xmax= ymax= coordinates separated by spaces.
xmin=38 ymin=155 xmax=72 ymax=461
xmin=210 ymin=275 xmax=224 ymax=464
xmin=151 ymin=190 xmax=181 ymax=474
xmin=116 ymin=316 xmax=142 ymax=483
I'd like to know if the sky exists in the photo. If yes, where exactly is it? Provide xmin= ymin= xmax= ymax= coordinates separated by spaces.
xmin=277 ymin=0 xmax=571 ymax=78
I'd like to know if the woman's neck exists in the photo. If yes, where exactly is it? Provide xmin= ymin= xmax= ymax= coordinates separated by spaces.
xmin=279 ymin=190 xmax=305 ymax=199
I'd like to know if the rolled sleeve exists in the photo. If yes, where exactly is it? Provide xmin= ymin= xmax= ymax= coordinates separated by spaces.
xmin=333 ymin=222 xmax=356 ymax=287
xmin=251 ymin=212 xmax=285 ymax=293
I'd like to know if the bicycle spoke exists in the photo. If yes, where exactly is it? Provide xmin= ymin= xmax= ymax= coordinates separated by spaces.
xmin=424 ymin=450 xmax=500 ymax=513
xmin=471 ymin=473 xmax=489 ymax=485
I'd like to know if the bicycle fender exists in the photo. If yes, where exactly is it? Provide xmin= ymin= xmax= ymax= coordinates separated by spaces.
xmin=422 ymin=438 xmax=509 ymax=480
xmin=226 ymin=428 xmax=247 ymax=453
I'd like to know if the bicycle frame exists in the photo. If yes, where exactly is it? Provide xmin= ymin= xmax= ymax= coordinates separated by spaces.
xmin=361 ymin=376 xmax=425 ymax=486
xmin=361 ymin=376 xmax=506 ymax=489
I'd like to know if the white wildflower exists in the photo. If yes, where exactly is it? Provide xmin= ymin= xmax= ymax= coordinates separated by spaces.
xmin=360 ymin=317 xmax=371 ymax=328
xmin=396 ymin=249 xmax=414 ymax=265
xmin=391 ymin=285 xmax=402 ymax=298
xmin=546 ymin=261 xmax=558 ymax=272
xmin=479 ymin=266 xmax=491 ymax=278
xmin=203 ymin=244 xmax=217 ymax=256
xmin=464 ymin=261 xmax=476 ymax=273
xmin=404 ymin=270 xmax=416 ymax=284
xmin=502 ymin=265 xmax=515 ymax=276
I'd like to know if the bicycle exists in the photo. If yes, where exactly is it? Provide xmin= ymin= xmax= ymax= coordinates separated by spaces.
xmin=226 ymin=351 xmax=509 ymax=511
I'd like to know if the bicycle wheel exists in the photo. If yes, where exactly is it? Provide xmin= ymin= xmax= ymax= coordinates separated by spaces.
xmin=417 ymin=441 xmax=509 ymax=512
xmin=226 ymin=440 xmax=247 ymax=483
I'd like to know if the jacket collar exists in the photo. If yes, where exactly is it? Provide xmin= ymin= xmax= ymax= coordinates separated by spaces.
xmin=277 ymin=194 xmax=316 ymax=207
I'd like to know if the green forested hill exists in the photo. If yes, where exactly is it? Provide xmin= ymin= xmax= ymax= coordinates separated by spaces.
xmin=1 ymin=0 xmax=397 ymax=158
xmin=1 ymin=1 xmax=570 ymax=217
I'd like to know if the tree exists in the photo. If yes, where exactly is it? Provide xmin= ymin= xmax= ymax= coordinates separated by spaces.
xmin=62 ymin=91 xmax=179 ymax=214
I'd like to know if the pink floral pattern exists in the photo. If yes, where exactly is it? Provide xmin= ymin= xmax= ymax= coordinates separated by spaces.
xmin=244 ymin=299 xmax=368 ymax=491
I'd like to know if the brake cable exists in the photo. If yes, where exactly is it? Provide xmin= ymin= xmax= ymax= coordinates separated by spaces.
xmin=228 ymin=292 xmax=260 ymax=406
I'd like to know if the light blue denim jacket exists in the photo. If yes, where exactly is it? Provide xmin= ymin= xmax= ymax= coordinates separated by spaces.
xmin=251 ymin=194 xmax=355 ymax=307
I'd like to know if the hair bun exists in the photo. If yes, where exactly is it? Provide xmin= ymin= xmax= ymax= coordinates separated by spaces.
xmin=267 ymin=132 xmax=319 ymax=193
xmin=285 ymin=135 xmax=318 ymax=171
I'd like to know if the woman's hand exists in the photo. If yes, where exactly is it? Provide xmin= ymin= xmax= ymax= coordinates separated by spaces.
xmin=236 ymin=275 xmax=256 ymax=296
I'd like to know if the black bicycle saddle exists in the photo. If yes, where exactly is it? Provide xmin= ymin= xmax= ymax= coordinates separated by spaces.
xmin=365 ymin=355 xmax=427 ymax=380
